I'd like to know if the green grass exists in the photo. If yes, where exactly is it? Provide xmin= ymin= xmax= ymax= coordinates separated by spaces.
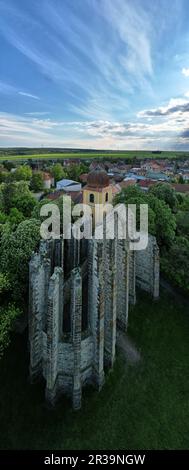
xmin=0 ymin=151 xmax=189 ymax=162
xmin=0 ymin=290 xmax=189 ymax=450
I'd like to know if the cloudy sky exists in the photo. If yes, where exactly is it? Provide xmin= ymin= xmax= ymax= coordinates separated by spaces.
xmin=1 ymin=0 xmax=189 ymax=149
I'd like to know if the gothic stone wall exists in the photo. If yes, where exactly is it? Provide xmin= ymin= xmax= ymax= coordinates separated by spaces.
xmin=29 ymin=233 xmax=159 ymax=409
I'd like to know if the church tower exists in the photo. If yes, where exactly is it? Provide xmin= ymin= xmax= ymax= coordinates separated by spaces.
xmin=83 ymin=166 xmax=113 ymax=225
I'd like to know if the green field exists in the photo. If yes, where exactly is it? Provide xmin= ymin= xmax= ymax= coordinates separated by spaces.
xmin=0 ymin=150 xmax=189 ymax=162
xmin=0 ymin=289 xmax=189 ymax=450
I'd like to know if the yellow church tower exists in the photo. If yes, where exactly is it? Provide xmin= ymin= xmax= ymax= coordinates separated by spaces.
xmin=83 ymin=166 xmax=113 ymax=226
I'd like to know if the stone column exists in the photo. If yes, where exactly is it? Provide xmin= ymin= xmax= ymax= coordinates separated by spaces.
xmin=71 ymin=268 xmax=82 ymax=410
xmin=104 ymin=236 xmax=117 ymax=368
xmin=116 ymin=239 xmax=130 ymax=331
xmin=45 ymin=267 xmax=63 ymax=406
xmin=129 ymin=250 xmax=136 ymax=305
xmin=54 ymin=238 xmax=64 ymax=268
xmin=153 ymin=241 xmax=160 ymax=299
xmin=29 ymin=254 xmax=51 ymax=382
xmin=88 ymin=239 xmax=105 ymax=389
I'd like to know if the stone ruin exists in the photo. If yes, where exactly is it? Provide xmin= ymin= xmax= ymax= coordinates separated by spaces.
xmin=29 ymin=228 xmax=159 ymax=410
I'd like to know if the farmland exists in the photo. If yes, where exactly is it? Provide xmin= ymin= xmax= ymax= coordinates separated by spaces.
xmin=0 ymin=149 xmax=189 ymax=162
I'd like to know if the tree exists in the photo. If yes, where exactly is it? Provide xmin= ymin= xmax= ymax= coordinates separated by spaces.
xmin=8 ymin=208 xmax=25 ymax=227
xmin=148 ymin=194 xmax=176 ymax=247
xmin=50 ymin=164 xmax=66 ymax=183
xmin=149 ymin=183 xmax=178 ymax=212
xmin=0 ymin=211 xmax=7 ymax=225
xmin=1 ymin=181 xmax=32 ymax=214
xmin=1 ymin=182 xmax=17 ymax=213
xmin=0 ymin=171 xmax=8 ymax=183
xmin=178 ymin=194 xmax=189 ymax=211
xmin=114 ymin=186 xmax=156 ymax=236
xmin=114 ymin=186 xmax=176 ymax=248
xmin=66 ymin=163 xmax=88 ymax=181
xmin=12 ymin=192 xmax=36 ymax=217
xmin=30 ymin=172 xmax=44 ymax=192
xmin=32 ymin=196 xmax=73 ymax=233
xmin=14 ymin=165 xmax=32 ymax=181
xmin=0 ymin=219 xmax=41 ymax=303
xmin=0 ymin=273 xmax=10 ymax=294
xmin=2 ymin=161 xmax=15 ymax=171
xmin=178 ymin=175 xmax=184 ymax=184
xmin=0 ymin=304 xmax=21 ymax=358
xmin=31 ymin=198 xmax=53 ymax=219
xmin=176 ymin=210 xmax=189 ymax=238
xmin=161 ymin=236 xmax=189 ymax=294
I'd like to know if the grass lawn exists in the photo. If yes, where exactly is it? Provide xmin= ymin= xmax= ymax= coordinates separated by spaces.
xmin=0 ymin=150 xmax=189 ymax=162
xmin=0 ymin=290 xmax=189 ymax=450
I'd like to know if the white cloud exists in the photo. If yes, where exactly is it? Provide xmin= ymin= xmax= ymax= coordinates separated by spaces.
xmin=182 ymin=67 xmax=189 ymax=77
xmin=18 ymin=91 xmax=40 ymax=100
xmin=138 ymin=97 xmax=189 ymax=117
xmin=24 ymin=112 xmax=50 ymax=116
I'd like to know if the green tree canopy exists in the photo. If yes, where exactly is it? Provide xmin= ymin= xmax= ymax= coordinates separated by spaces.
xmin=50 ymin=163 xmax=66 ymax=183
xmin=0 ymin=304 xmax=21 ymax=359
xmin=12 ymin=192 xmax=37 ymax=218
xmin=0 ymin=181 xmax=34 ymax=214
xmin=161 ymin=236 xmax=189 ymax=294
xmin=114 ymin=186 xmax=176 ymax=248
xmin=66 ymin=163 xmax=89 ymax=181
xmin=14 ymin=165 xmax=32 ymax=181
xmin=149 ymin=183 xmax=178 ymax=212
xmin=30 ymin=172 xmax=44 ymax=192
xmin=0 ymin=219 xmax=40 ymax=303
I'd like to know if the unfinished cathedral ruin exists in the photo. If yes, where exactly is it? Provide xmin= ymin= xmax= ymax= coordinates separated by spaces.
xmin=29 ymin=228 xmax=159 ymax=410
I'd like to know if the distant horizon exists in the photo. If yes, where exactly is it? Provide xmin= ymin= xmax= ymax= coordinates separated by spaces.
xmin=0 ymin=147 xmax=189 ymax=153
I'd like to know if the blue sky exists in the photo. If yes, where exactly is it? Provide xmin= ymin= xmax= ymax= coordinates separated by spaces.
xmin=1 ymin=0 xmax=189 ymax=149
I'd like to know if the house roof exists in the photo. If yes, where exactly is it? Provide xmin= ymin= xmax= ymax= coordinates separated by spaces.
xmin=79 ymin=173 xmax=88 ymax=183
xmin=171 ymin=184 xmax=189 ymax=193
xmin=56 ymin=179 xmax=79 ymax=187
xmin=138 ymin=179 xmax=157 ymax=188
xmin=42 ymin=172 xmax=52 ymax=181
xmin=119 ymin=180 xmax=136 ymax=189
xmin=146 ymin=171 xmax=169 ymax=180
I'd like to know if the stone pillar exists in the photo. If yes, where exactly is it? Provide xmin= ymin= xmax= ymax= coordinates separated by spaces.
xmin=135 ymin=235 xmax=160 ymax=299
xmin=71 ymin=268 xmax=82 ymax=410
xmin=29 ymin=254 xmax=51 ymax=382
xmin=129 ymin=250 xmax=136 ymax=305
xmin=104 ymin=237 xmax=117 ymax=368
xmin=45 ymin=267 xmax=63 ymax=406
xmin=116 ymin=239 xmax=130 ymax=331
xmin=39 ymin=239 xmax=55 ymax=271
xmin=88 ymin=239 xmax=105 ymax=389
xmin=153 ymin=241 xmax=160 ymax=299
xmin=54 ymin=238 xmax=64 ymax=268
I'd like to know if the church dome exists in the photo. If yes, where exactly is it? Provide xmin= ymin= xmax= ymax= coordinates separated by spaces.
xmin=87 ymin=166 xmax=109 ymax=188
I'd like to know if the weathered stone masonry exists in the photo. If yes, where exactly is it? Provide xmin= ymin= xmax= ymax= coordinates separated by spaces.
xmin=29 ymin=232 xmax=159 ymax=409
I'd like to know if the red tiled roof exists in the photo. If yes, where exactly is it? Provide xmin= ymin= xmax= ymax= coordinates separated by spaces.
xmin=79 ymin=173 xmax=88 ymax=183
xmin=42 ymin=172 xmax=52 ymax=181
xmin=119 ymin=180 xmax=136 ymax=189
xmin=138 ymin=179 xmax=157 ymax=188
xmin=171 ymin=184 xmax=189 ymax=193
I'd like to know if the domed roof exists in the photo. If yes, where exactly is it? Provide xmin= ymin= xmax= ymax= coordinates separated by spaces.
xmin=87 ymin=166 xmax=109 ymax=188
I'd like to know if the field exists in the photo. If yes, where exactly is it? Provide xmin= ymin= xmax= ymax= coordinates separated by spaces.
xmin=0 ymin=289 xmax=189 ymax=450
xmin=0 ymin=150 xmax=189 ymax=162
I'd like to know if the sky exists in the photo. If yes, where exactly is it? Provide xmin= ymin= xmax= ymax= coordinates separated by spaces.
xmin=1 ymin=0 xmax=189 ymax=150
